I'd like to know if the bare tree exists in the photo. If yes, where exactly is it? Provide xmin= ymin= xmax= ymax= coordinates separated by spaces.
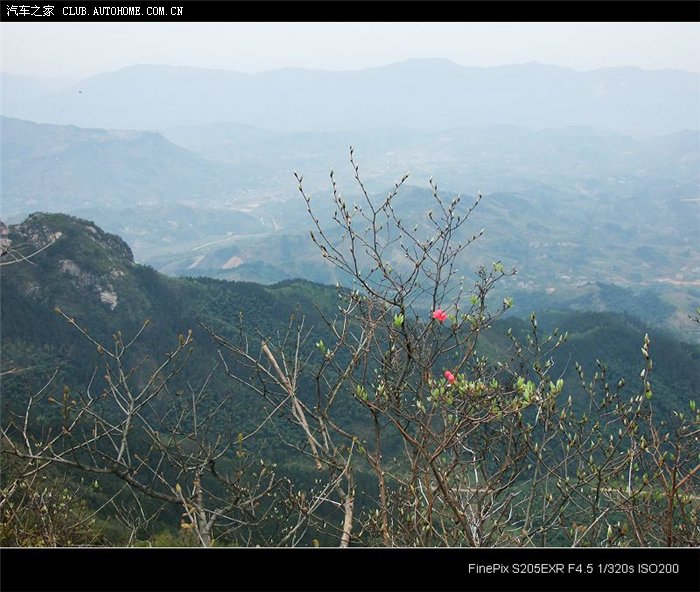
xmin=208 ymin=148 xmax=698 ymax=547
xmin=2 ymin=152 xmax=697 ymax=547
xmin=1 ymin=312 xmax=289 ymax=546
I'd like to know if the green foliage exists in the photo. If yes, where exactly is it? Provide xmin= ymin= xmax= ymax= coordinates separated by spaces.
xmin=2 ymin=211 xmax=698 ymax=548
xmin=0 ymin=459 xmax=101 ymax=547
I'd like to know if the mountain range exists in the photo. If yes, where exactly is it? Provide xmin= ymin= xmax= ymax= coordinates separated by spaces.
xmin=3 ymin=60 xmax=698 ymax=133
xmin=1 ymin=60 xmax=698 ymax=342
xmin=2 ymin=116 xmax=698 ymax=339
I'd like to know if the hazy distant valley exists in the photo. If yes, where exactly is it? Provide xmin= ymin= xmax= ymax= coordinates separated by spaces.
xmin=2 ymin=61 xmax=699 ymax=338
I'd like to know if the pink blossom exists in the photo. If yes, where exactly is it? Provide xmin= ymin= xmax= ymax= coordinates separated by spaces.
xmin=444 ymin=370 xmax=455 ymax=384
xmin=432 ymin=309 xmax=448 ymax=323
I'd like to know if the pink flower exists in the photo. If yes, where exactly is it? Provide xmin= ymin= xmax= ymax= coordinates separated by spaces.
xmin=432 ymin=309 xmax=448 ymax=323
xmin=444 ymin=370 xmax=455 ymax=384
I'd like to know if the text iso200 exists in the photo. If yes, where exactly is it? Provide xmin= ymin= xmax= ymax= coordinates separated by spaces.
xmin=639 ymin=564 xmax=680 ymax=574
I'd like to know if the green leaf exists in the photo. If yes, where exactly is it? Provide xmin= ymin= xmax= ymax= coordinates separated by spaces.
xmin=355 ymin=385 xmax=368 ymax=401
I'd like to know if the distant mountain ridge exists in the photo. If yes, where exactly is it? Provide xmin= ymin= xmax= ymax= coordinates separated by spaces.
xmin=0 ymin=116 xmax=236 ymax=216
xmin=0 ymin=72 xmax=75 ymax=105
xmin=2 ymin=60 xmax=698 ymax=132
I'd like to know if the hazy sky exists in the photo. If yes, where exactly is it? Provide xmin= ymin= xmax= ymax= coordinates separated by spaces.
xmin=2 ymin=22 xmax=699 ymax=79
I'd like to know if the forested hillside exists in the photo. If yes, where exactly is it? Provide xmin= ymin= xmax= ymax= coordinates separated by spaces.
xmin=2 ymin=212 xmax=698 ymax=547
xmin=1 ymin=213 xmax=334 ymax=433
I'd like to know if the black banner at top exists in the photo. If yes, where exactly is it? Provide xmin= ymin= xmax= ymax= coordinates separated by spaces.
xmin=1 ymin=1 xmax=698 ymax=23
